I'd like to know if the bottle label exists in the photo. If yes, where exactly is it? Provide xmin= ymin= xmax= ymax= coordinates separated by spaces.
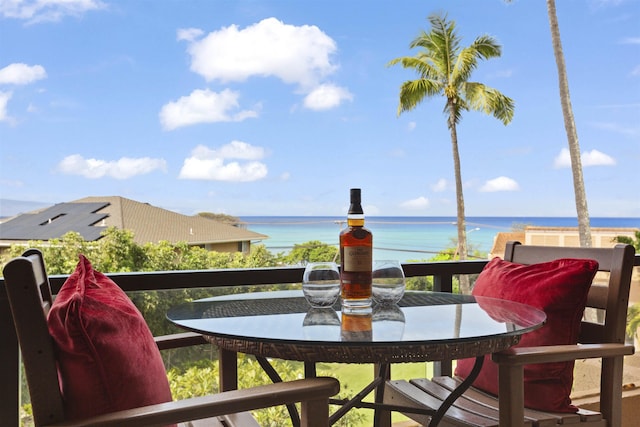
xmin=343 ymin=246 xmax=372 ymax=272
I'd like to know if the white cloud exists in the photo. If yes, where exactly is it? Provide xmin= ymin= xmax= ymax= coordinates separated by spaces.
xmin=159 ymin=88 xmax=258 ymax=130
xmin=179 ymin=142 xmax=268 ymax=182
xmin=184 ymin=17 xmax=338 ymax=89
xmin=303 ymin=84 xmax=353 ymax=110
xmin=591 ymin=121 xmax=638 ymax=136
xmin=400 ymin=196 xmax=430 ymax=209
xmin=553 ymin=149 xmax=572 ymax=168
xmin=364 ymin=204 xmax=380 ymax=215
xmin=177 ymin=28 xmax=204 ymax=42
xmin=210 ymin=140 xmax=265 ymax=160
xmin=490 ymin=69 xmax=514 ymax=78
xmin=0 ymin=178 xmax=24 ymax=188
xmin=553 ymin=147 xmax=616 ymax=168
xmin=407 ymin=122 xmax=417 ymax=131
xmin=582 ymin=149 xmax=617 ymax=166
xmin=280 ymin=172 xmax=291 ymax=181
xmin=431 ymin=178 xmax=448 ymax=192
xmin=620 ymin=37 xmax=640 ymax=44
xmin=0 ymin=63 xmax=47 ymax=85
xmin=480 ymin=176 xmax=520 ymax=192
xmin=0 ymin=0 xmax=105 ymax=24
xmin=631 ymin=65 xmax=640 ymax=77
xmin=389 ymin=148 xmax=405 ymax=157
xmin=57 ymin=155 xmax=167 ymax=179
xmin=0 ymin=91 xmax=13 ymax=123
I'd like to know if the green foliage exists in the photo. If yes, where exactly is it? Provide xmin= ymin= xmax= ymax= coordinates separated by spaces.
xmin=403 ymin=246 xmax=487 ymax=294
xmin=167 ymin=355 xmax=365 ymax=426
xmin=511 ymin=222 xmax=531 ymax=232
xmin=167 ymin=359 xmax=221 ymax=398
xmin=91 ymin=228 xmax=146 ymax=272
xmin=627 ymin=303 xmax=640 ymax=340
xmin=20 ymin=403 xmax=32 ymax=427
xmin=196 ymin=212 xmax=240 ymax=225
xmin=283 ymin=240 xmax=338 ymax=265
xmin=614 ymin=230 xmax=640 ymax=251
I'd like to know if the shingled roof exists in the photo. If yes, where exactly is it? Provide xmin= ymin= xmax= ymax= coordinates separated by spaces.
xmin=0 ymin=196 xmax=267 ymax=246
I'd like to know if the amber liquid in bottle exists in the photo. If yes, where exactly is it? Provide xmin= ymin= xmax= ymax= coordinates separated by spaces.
xmin=339 ymin=188 xmax=373 ymax=309
xmin=340 ymin=311 xmax=372 ymax=341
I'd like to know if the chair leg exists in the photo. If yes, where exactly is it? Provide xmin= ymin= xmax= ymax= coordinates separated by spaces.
xmin=600 ymin=356 xmax=624 ymax=427
xmin=301 ymin=398 xmax=330 ymax=427
xmin=498 ymin=363 xmax=526 ymax=427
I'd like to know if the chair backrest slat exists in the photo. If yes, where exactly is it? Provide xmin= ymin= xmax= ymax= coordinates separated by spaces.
xmin=586 ymin=284 xmax=609 ymax=310
xmin=3 ymin=250 xmax=65 ymax=426
xmin=504 ymin=241 xmax=635 ymax=345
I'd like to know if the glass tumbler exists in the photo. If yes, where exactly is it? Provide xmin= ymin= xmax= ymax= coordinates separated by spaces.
xmin=372 ymin=260 xmax=406 ymax=304
xmin=302 ymin=262 xmax=341 ymax=308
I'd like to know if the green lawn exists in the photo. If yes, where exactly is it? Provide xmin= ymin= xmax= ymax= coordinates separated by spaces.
xmin=317 ymin=362 xmax=434 ymax=426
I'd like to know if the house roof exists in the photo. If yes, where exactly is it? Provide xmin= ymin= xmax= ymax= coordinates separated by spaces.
xmin=489 ymin=231 xmax=526 ymax=258
xmin=0 ymin=196 xmax=267 ymax=245
xmin=0 ymin=202 xmax=109 ymax=241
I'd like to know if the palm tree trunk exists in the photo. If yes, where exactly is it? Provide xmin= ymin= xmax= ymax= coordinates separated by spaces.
xmin=546 ymin=0 xmax=592 ymax=247
xmin=448 ymin=103 xmax=470 ymax=294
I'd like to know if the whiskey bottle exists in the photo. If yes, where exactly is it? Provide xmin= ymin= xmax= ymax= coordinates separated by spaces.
xmin=339 ymin=188 xmax=373 ymax=310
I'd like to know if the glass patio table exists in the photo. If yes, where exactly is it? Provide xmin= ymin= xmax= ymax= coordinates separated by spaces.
xmin=167 ymin=290 xmax=546 ymax=426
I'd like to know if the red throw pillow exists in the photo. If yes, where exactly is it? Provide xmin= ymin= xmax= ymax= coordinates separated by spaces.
xmin=47 ymin=255 xmax=173 ymax=421
xmin=454 ymin=257 xmax=598 ymax=413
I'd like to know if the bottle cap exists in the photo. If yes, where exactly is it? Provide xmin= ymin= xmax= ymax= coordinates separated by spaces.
xmin=349 ymin=188 xmax=363 ymax=214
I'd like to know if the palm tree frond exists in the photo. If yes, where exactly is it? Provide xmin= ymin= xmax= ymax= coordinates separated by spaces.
xmin=451 ymin=47 xmax=479 ymax=85
xmin=387 ymin=56 xmax=440 ymax=81
xmin=464 ymin=83 xmax=515 ymax=125
xmin=470 ymin=35 xmax=503 ymax=60
xmin=398 ymin=79 xmax=442 ymax=115
xmin=425 ymin=13 xmax=461 ymax=79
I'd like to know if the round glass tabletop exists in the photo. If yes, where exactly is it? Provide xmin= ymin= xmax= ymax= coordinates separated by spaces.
xmin=167 ymin=291 xmax=545 ymax=363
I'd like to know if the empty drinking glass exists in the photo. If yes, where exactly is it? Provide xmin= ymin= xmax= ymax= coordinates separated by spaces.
xmin=372 ymin=260 xmax=405 ymax=304
xmin=302 ymin=262 xmax=341 ymax=308
xmin=372 ymin=303 xmax=405 ymax=341
xmin=302 ymin=307 xmax=341 ymax=340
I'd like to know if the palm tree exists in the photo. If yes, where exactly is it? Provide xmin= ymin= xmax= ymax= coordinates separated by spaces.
xmin=388 ymin=13 xmax=514 ymax=293
xmin=546 ymin=0 xmax=592 ymax=247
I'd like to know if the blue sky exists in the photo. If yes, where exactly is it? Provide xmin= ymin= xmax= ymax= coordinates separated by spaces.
xmin=1 ymin=0 xmax=639 ymax=218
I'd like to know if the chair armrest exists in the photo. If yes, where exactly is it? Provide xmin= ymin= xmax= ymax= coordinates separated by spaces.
xmin=154 ymin=332 xmax=208 ymax=350
xmin=45 ymin=377 xmax=340 ymax=427
xmin=492 ymin=343 xmax=634 ymax=366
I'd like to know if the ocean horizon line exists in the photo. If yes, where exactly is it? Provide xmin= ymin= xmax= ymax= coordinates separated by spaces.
xmin=238 ymin=216 xmax=638 ymax=262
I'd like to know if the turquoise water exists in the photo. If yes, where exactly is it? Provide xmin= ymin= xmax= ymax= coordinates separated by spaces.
xmin=239 ymin=216 xmax=640 ymax=262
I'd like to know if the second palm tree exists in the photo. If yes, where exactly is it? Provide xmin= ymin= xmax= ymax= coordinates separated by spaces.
xmin=389 ymin=12 xmax=515 ymax=292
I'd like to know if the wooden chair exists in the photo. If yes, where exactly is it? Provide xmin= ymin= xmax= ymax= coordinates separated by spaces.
xmin=3 ymin=249 xmax=339 ymax=427
xmin=384 ymin=241 xmax=636 ymax=427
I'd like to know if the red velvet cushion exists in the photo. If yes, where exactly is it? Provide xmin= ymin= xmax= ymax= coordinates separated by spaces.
xmin=47 ymin=255 xmax=173 ymax=421
xmin=454 ymin=257 xmax=598 ymax=413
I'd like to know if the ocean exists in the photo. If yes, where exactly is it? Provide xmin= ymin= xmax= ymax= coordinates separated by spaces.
xmin=239 ymin=216 xmax=640 ymax=262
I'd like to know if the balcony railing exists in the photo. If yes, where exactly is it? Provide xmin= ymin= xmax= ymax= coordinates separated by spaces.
xmin=1 ymin=256 xmax=638 ymax=426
